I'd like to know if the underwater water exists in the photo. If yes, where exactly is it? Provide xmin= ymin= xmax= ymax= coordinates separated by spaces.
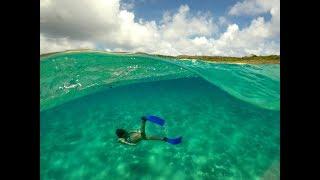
xmin=40 ymin=52 xmax=280 ymax=180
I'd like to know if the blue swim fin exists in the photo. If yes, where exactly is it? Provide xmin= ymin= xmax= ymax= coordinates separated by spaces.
xmin=165 ymin=137 xmax=182 ymax=145
xmin=146 ymin=115 xmax=165 ymax=126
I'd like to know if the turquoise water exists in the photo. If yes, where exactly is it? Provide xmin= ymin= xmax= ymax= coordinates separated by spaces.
xmin=40 ymin=52 xmax=280 ymax=179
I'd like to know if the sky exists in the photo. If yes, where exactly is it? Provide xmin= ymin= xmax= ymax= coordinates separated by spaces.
xmin=40 ymin=0 xmax=280 ymax=56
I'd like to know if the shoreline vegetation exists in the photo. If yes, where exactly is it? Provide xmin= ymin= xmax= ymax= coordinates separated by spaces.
xmin=40 ymin=49 xmax=280 ymax=64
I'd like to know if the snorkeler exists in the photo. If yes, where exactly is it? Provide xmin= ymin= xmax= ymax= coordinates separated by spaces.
xmin=116 ymin=116 xmax=182 ymax=146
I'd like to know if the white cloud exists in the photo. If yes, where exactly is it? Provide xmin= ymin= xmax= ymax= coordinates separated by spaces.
xmin=160 ymin=5 xmax=217 ymax=40
xmin=40 ymin=0 xmax=280 ymax=56
xmin=228 ymin=0 xmax=279 ymax=16
xmin=40 ymin=34 xmax=95 ymax=53
xmin=224 ymin=0 xmax=280 ymax=56
xmin=120 ymin=0 xmax=135 ymax=10
xmin=218 ymin=16 xmax=229 ymax=26
xmin=210 ymin=18 xmax=279 ymax=56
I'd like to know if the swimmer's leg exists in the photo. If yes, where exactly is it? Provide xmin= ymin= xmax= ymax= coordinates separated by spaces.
xmin=141 ymin=117 xmax=165 ymax=141
xmin=140 ymin=117 xmax=147 ymax=139
xmin=145 ymin=135 xmax=166 ymax=141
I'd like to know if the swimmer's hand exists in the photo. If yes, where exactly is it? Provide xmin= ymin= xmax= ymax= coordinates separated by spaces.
xmin=118 ymin=138 xmax=136 ymax=146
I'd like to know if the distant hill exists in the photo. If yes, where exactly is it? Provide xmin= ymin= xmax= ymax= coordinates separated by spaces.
xmin=40 ymin=49 xmax=279 ymax=64
xmin=152 ymin=54 xmax=280 ymax=64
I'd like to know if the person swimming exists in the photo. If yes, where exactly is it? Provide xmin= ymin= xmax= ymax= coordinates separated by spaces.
xmin=116 ymin=116 xmax=182 ymax=145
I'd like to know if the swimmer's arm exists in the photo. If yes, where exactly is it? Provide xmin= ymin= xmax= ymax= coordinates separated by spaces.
xmin=118 ymin=138 xmax=136 ymax=146
xmin=129 ymin=129 xmax=141 ymax=133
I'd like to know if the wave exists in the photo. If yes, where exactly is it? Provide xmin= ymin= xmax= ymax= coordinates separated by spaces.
xmin=40 ymin=52 xmax=279 ymax=111
xmin=161 ymin=59 xmax=280 ymax=110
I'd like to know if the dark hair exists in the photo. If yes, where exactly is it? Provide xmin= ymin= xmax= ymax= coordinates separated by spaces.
xmin=141 ymin=116 xmax=147 ymax=121
xmin=116 ymin=129 xmax=127 ymax=138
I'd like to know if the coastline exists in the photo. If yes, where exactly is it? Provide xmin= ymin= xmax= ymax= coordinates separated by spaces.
xmin=152 ymin=54 xmax=280 ymax=64
xmin=40 ymin=49 xmax=280 ymax=64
